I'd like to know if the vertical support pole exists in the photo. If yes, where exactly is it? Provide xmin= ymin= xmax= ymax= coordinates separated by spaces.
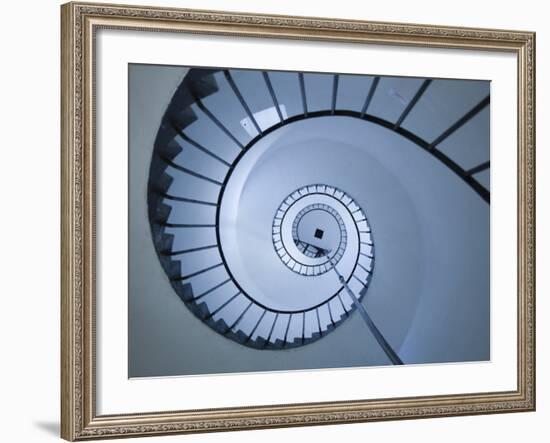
xmin=330 ymin=262 xmax=404 ymax=365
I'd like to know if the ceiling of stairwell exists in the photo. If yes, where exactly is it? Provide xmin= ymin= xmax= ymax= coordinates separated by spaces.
xmin=129 ymin=63 xmax=490 ymax=377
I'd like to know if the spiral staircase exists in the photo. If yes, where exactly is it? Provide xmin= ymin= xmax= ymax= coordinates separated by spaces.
xmin=147 ymin=68 xmax=490 ymax=356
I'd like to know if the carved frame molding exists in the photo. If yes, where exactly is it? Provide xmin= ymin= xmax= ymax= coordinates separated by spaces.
xmin=61 ymin=2 xmax=535 ymax=440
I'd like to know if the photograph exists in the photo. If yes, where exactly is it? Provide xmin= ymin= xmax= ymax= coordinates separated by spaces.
xmin=130 ymin=65 xmax=491 ymax=377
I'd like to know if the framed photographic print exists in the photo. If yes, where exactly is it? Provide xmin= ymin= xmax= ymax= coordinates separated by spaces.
xmin=61 ymin=1 xmax=536 ymax=440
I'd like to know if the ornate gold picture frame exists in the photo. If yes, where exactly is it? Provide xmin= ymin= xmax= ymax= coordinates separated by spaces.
xmin=61 ymin=1 xmax=535 ymax=440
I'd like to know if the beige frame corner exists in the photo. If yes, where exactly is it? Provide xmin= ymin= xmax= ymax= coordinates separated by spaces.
xmin=61 ymin=2 xmax=536 ymax=440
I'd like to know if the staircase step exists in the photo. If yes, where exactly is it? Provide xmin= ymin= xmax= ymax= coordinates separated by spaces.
xmin=187 ymin=70 xmax=220 ymax=100
xmin=171 ymin=106 xmax=198 ymax=132
xmin=157 ymin=138 xmax=183 ymax=160
xmin=205 ymin=317 xmax=231 ymax=335
xmin=232 ymin=330 xmax=249 ymax=345
xmin=173 ymin=281 xmax=194 ymax=303
xmin=161 ymin=256 xmax=181 ymax=281
xmin=149 ymin=171 xmax=174 ymax=195
xmin=156 ymin=232 xmax=175 ymax=254
xmin=152 ymin=202 xmax=172 ymax=224
xmin=187 ymin=300 xmax=211 ymax=320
